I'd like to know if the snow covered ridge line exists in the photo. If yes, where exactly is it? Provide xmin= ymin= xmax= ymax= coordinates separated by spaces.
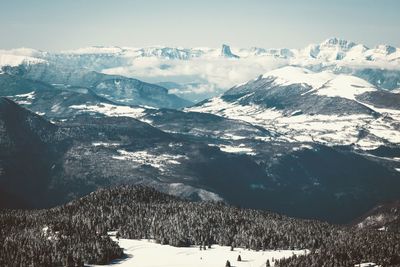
xmin=90 ymin=232 xmax=309 ymax=267
xmin=1 ymin=38 xmax=398 ymax=101
xmin=187 ymin=66 xmax=400 ymax=149
xmin=261 ymin=66 xmax=377 ymax=101
xmin=0 ymin=53 xmax=47 ymax=67
xmin=1 ymin=37 xmax=399 ymax=63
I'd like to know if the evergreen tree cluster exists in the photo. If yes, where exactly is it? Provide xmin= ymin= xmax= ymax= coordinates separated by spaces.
xmin=0 ymin=208 xmax=123 ymax=266
xmin=0 ymin=185 xmax=399 ymax=266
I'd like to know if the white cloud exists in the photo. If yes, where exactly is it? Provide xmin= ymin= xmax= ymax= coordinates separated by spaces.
xmin=102 ymin=56 xmax=288 ymax=98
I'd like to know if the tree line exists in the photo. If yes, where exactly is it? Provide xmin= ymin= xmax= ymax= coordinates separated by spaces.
xmin=0 ymin=185 xmax=399 ymax=266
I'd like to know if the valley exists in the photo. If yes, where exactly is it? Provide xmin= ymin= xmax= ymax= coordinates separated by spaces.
xmin=0 ymin=36 xmax=399 ymax=266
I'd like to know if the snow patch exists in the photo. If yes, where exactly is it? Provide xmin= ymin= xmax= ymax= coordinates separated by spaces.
xmin=222 ymin=133 xmax=247 ymax=140
xmin=90 ymin=234 xmax=309 ymax=267
xmin=92 ymin=142 xmax=120 ymax=147
xmin=11 ymin=91 xmax=36 ymax=105
xmin=209 ymin=144 xmax=255 ymax=155
xmin=112 ymin=149 xmax=187 ymax=172
xmin=354 ymin=263 xmax=381 ymax=267
xmin=69 ymin=103 xmax=145 ymax=119
xmin=292 ymin=144 xmax=313 ymax=151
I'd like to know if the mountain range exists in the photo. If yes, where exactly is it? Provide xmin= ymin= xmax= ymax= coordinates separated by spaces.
xmin=1 ymin=37 xmax=399 ymax=102
xmin=1 ymin=37 xmax=399 ymax=65
xmin=0 ymin=38 xmax=400 ymax=225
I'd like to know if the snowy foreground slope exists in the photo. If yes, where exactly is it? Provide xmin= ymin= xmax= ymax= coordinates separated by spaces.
xmin=92 ymin=233 xmax=381 ymax=267
xmin=0 ymin=184 xmax=395 ymax=266
xmin=91 ymin=233 xmax=308 ymax=267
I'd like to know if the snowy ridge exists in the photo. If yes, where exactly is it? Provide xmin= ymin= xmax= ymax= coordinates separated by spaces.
xmin=61 ymin=46 xmax=126 ymax=55
xmin=188 ymin=66 xmax=400 ymax=149
xmin=261 ymin=66 xmax=377 ymax=101
xmin=0 ymin=53 xmax=46 ymax=67
xmin=293 ymin=37 xmax=400 ymax=64
xmin=1 ymin=38 xmax=398 ymax=101
xmin=1 ymin=37 xmax=399 ymax=65
xmin=262 ymin=66 xmax=335 ymax=88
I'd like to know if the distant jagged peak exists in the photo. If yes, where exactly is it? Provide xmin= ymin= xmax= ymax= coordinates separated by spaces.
xmin=61 ymin=45 xmax=126 ymax=55
xmin=373 ymin=44 xmax=397 ymax=54
xmin=319 ymin=37 xmax=357 ymax=50
xmin=0 ymin=53 xmax=47 ymax=67
xmin=221 ymin=44 xmax=239 ymax=58
xmin=299 ymin=37 xmax=364 ymax=61
xmin=137 ymin=46 xmax=205 ymax=60
xmin=0 ymin=47 xmax=45 ymax=57
xmin=248 ymin=46 xmax=267 ymax=53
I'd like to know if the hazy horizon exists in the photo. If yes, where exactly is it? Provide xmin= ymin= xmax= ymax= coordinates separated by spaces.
xmin=1 ymin=0 xmax=399 ymax=51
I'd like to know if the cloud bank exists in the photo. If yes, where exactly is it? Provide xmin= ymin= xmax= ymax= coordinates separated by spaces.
xmin=102 ymin=56 xmax=289 ymax=101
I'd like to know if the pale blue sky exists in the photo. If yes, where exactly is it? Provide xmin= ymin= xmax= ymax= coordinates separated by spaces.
xmin=0 ymin=0 xmax=399 ymax=51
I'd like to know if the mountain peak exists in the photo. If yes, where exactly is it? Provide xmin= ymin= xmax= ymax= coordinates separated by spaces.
xmin=320 ymin=37 xmax=356 ymax=50
xmin=61 ymin=46 xmax=125 ymax=55
xmin=261 ymin=66 xmax=334 ymax=89
xmin=260 ymin=66 xmax=377 ymax=101
xmin=374 ymin=44 xmax=397 ymax=54
xmin=221 ymin=44 xmax=239 ymax=58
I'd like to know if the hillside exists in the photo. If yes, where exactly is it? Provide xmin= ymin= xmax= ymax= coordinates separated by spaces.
xmin=0 ymin=186 xmax=399 ymax=266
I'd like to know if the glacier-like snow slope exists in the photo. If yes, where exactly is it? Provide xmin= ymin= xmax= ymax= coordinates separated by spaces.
xmin=90 ymin=233 xmax=308 ymax=267
xmin=0 ymin=48 xmax=47 ymax=66
xmin=188 ymin=66 xmax=400 ymax=150
xmin=1 ymin=38 xmax=399 ymax=101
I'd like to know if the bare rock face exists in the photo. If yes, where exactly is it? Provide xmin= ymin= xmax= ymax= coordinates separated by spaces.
xmin=221 ymin=44 xmax=239 ymax=58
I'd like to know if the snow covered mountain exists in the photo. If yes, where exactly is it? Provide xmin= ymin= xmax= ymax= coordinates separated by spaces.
xmin=188 ymin=66 xmax=400 ymax=150
xmin=1 ymin=64 xmax=192 ymax=109
xmin=1 ymin=38 xmax=399 ymax=101
xmin=294 ymin=38 xmax=385 ymax=62
xmin=220 ymin=44 xmax=239 ymax=58
xmin=0 ymin=48 xmax=46 ymax=67
xmin=1 ymin=39 xmax=400 ymax=224
xmin=2 ymin=88 xmax=400 ymax=223
xmin=2 ymin=38 xmax=396 ymax=64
